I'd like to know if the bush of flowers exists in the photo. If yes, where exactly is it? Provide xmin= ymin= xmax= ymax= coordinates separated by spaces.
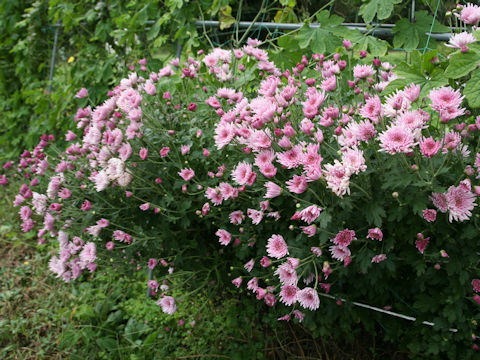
xmin=8 ymin=13 xmax=480 ymax=356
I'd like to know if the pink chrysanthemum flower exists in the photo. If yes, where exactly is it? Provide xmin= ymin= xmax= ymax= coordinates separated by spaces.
xmin=274 ymin=262 xmax=298 ymax=285
xmin=430 ymin=192 xmax=448 ymax=213
xmin=277 ymin=145 xmax=303 ymax=169
xmin=232 ymin=277 xmax=242 ymax=288
xmin=323 ymin=160 xmax=350 ymax=197
xmin=429 ymin=87 xmax=464 ymax=112
xmin=178 ymin=168 xmax=195 ymax=181
xmin=215 ymin=229 xmax=232 ymax=246
xmin=286 ymin=174 xmax=308 ymax=194
xmin=445 ymin=185 xmax=477 ymax=222
xmin=264 ymin=182 xmax=282 ymax=198
xmin=333 ymin=229 xmax=356 ymax=249
xmin=300 ymin=225 xmax=317 ymax=237
xmin=244 ymin=259 xmax=255 ymax=272
xmin=359 ymin=95 xmax=382 ymax=123
xmin=254 ymin=149 xmax=276 ymax=168
xmin=445 ymin=32 xmax=476 ymax=49
xmin=329 ymin=245 xmax=351 ymax=261
xmin=79 ymin=242 xmax=97 ymax=263
xmin=229 ymin=210 xmax=245 ymax=225
xmin=371 ymin=254 xmax=387 ymax=263
xmin=415 ymin=237 xmax=429 ymax=254
xmin=296 ymin=287 xmax=320 ymax=310
xmin=353 ymin=64 xmax=375 ymax=79
xmin=378 ymin=125 xmax=415 ymax=154
xmin=419 ymin=137 xmax=442 ymax=158
xmin=395 ymin=111 xmax=425 ymax=130
xmin=456 ymin=3 xmax=480 ymax=24
xmin=342 ymin=148 xmax=367 ymax=175
xmin=423 ymin=209 xmax=437 ymax=222
xmin=353 ymin=120 xmax=377 ymax=142
xmin=214 ymin=122 xmax=235 ymax=149
xmin=156 ymin=296 xmax=177 ymax=315
xmin=266 ymin=234 xmax=289 ymax=258
xmin=472 ymin=279 xmax=480 ymax=293
xmin=231 ymin=162 xmax=253 ymax=185
xmin=279 ymin=285 xmax=299 ymax=306
xmin=367 ymin=228 xmax=383 ymax=241
xmin=311 ymin=247 xmax=322 ymax=257
xmin=247 ymin=208 xmax=264 ymax=225
xmin=299 ymin=205 xmax=322 ymax=224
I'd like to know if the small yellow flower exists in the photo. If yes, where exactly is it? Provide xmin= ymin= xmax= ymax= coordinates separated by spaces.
xmin=23 ymin=261 xmax=29 ymax=266
xmin=67 ymin=56 xmax=75 ymax=63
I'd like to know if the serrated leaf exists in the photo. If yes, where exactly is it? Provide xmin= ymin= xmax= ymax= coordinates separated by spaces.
xmin=365 ymin=202 xmax=386 ymax=227
xmin=464 ymin=68 xmax=480 ymax=108
xmin=359 ymin=0 xmax=402 ymax=24
xmin=393 ymin=11 xmax=449 ymax=51
xmin=444 ymin=51 xmax=480 ymax=79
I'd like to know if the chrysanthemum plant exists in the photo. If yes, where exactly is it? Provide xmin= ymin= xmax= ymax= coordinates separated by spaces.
xmin=10 ymin=8 xmax=480 ymax=354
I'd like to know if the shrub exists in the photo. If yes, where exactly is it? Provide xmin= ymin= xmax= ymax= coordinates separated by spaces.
xmin=9 ymin=11 xmax=480 ymax=356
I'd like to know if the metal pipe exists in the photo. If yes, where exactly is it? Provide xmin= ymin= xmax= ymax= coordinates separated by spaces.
xmin=193 ymin=20 xmax=453 ymax=41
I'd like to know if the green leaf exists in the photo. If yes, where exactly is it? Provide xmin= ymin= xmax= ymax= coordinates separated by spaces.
xmin=97 ymin=337 xmax=118 ymax=352
xmin=279 ymin=0 xmax=296 ymax=6
xmin=365 ymin=202 xmax=386 ymax=227
xmin=359 ymin=0 xmax=402 ymax=24
xmin=218 ymin=6 xmax=235 ymax=30
xmin=444 ymin=51 xmax=480 ymax=79
xmin=147 ymin=19 xmax=161 ymax=41
xmin=393 ymin=11 xmax=450 ymax=51
xmin=315 ymin=10 xmax=344 ymax=27
xmin=463 ymin=69 xmax=480 ymax=108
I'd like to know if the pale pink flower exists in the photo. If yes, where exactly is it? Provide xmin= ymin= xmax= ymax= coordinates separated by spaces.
xmin=293 ymin=310 xmax=304 ymax=322
xmin=367 ymin=228 xmax=383 ymax=241
xmin=156 ymin=296 xmax=177 ymax=315
xmin=324 ymin=161 xmax=350 ymax=197
xmin=219 ymin=182 xmax=235 ymax=200
xmin=353 ymin=64 xmax=375 ymax=79
xmin=333 ymin=229 xmax=356 ymax=249
xmin=180 ymin=145 xmax=191 ymax=155
xmin=231 ymin=162 xmax=253 ymax=185
xmin=403 ymin=83 xmax=421 ymax=102
xmin=229 ymin=210 xmax=245 ymax=225
xmin=266 ymin=234 xmax=288 ymax=259
xmin=79 ymin=242 xmax=96 ymax=263
xmin=445 ymin=32 xmax=476 ymax=49
xmin=214 ymin=122 xmax=235 ymax=149
xmin=342 ymin=148 xmax=367 ymax=174
xmin=19 ymin=206 xmax=32 ymax=221
xmin=75 ymin=88 xmax=88 ymax=98
xmin=299 ymin=205 xmax=322 ymax=224
xmin=232 ymin=277 xmax=242 ymax=288
xmin=215 ymin=229 xmax=232 ymax=246
xmin=93 ymin=171 xmax=109 ymax=192
xmin=247 ymin=208 xmax=264 ymax=225
xmin=419 ymin=137 xmax=441 ymax=158
xmin=445 ymin=185 xmax=477 ymax=222
xmin=311 ymin=247 xmax=322 ymax=256
xmin=178 ymin=168 xmax=195 ymax=181
xmin=456 ymin=3 xmax=480 ymax=24
xmin=321 ymin=76 xmax=336 ymax=92
xmin=264 ymin=182 xmax=282 ymax=198
xmin=274 ymin=262 xmax=298 ymax=285
xmin=277 ymin=145 xmax=303 ymax=169
xmin=296 ymin=287 xmax=320 ymax=310
xmin=360 ymin=96 xmax=382 ymax=123
xmin=205 ymin=187 xmax=223 ymax=205
xmin=244 ymin=259 xmax=255 ymax=272
xmin=139 ymin=203 xmax=150 ymax=211
xmin=286 ymin=174 xmax=308 ymax=194
xmin=300 ymin=225 xmax=317 ymax=237
xmin=472 ymin=279 xmax=480 ymax=293
xmin=371 ymin=254 xmax=387 ymax=263
xmin=395 ymin=111 xmax=425 ymax=130
xmin=378 ymin=125 xmax=415 ymax=154
xmin=279 ymin=285 xmax=299 ymax=306
xmin=429 ymin=87 xmax=464 ymax=112
xmin=329 ymin=245 xmax=351 ymax=261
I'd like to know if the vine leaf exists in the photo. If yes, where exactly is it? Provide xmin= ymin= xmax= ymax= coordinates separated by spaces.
xmin=464 ymin=68 xmax=480 ymax=108
xmin=392 ymin=11 xmax=449 ymax=51
xmin=359 ymin=0 xmax=402 ymax=24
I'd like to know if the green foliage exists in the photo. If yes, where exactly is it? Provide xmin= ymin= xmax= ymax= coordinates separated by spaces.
xmin=359 ymin=0 xmax=402 ymax=24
